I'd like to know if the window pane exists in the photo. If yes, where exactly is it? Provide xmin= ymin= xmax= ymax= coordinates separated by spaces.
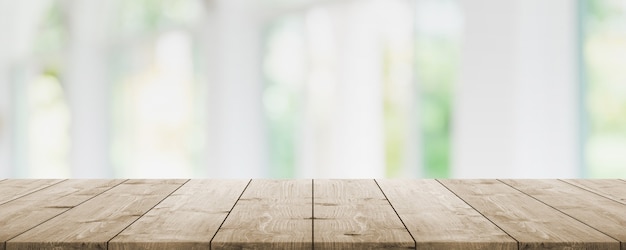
xmin=261 ymin=0 xmax=456 ymax=177
xmin=584 ymin=0 xmax=626 ymax=177
xmin=416 ymin=0 xmax=461 ymax=177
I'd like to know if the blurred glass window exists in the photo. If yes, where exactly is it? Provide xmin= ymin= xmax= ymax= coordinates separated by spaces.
xmin=584 ymin=0 xmax=626 ymax=177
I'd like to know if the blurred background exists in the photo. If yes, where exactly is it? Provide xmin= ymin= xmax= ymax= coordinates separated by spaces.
xmin=0 ymin=0 xmax=624 ymax=178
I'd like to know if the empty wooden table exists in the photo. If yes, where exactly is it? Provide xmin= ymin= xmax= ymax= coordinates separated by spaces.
xmin=0 ymin=179 xmax=625 ymax=250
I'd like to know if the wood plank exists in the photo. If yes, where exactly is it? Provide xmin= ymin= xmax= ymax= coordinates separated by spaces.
xmin=6 ymin=179 xmax=187 ymax=250
xmin=376 ymin=179 xmax=516 ymax=250
xmin=439 ymin=179 xmax=619 ymax=250
xmin=562 ymin=179 xmax=626 ymax=205
xmin=0 ymin=180 xmax=124 ymax=250
xmin=502 ymin=179 xmax=626 ymax=250
xmin=212 ymin=179 xmax=312 ymax=250
xmin=313 ymin=179 xmax=413 ymax=250
xmin=0 ymin=179 xmax=64 ymax=205
xmin=109 ymin=179 xmax=250 ymax=250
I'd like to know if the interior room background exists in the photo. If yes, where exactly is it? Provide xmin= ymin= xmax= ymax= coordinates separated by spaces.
xmin=0 ymin=0 xmax=624 ymax=178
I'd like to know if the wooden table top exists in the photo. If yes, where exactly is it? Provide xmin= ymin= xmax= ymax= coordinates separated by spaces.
xmin=0 ymin=179 xmax=625 ymax=250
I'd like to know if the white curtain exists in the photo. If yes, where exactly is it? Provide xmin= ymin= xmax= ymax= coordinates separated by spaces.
xmin=0 ymin=0 xmax=52 ymax=177
xmin=452 ymin=0 xmax=580 ymax=178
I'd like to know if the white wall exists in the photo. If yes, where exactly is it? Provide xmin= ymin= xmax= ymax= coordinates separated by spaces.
xmin=0 ymin=0 xmax=51 ymax=177
xmin=328 ymin=1 xmax=385 ymax=178
xmin=453 ymin=0 xmax=580 ymax=178
xmin=204 ymin=0 xmax=269 ymax=178
xmin=65 ymin=0 xmax=114 ymax=178
xmin=291 ymin=0 xmax=417 ymax=178
xmin=0 ymin=61 xmax=11 ymax=178
xmin=0 ymin=1 xmax=11 ymax=176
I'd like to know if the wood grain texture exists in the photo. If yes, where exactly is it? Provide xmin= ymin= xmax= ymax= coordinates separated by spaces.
xmin=2 ymin=179 xmax=625 ymax=249
xmin=0 ymin=179 xmax=64 ymax=205
xmin=503 ymin=179 xmax=626 ymax=250
xmin=212 ymin=179 xmax=312 ymax=250
xmin=562 ymin=179 xmax=626 ymax=205
xmin=6 ymin=179 xmax=187 ymax=250
xmin=0 ymin=180 xmax=124 ymax=250
xmin=439 ymin=179 xmax=620 ymax=250
xmin=314 ymin=179 xmax=413 ymax=250
xmin=109 ymin=179 xmax=250 ymax=250
xmin=376 ymin=179 xmax=516 ymax=250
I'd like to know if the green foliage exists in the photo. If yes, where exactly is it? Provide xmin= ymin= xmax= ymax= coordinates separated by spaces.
xmin=34 ymin=2 xmax=65 ymax=55
xmin=117 ymin=0 xmax=201 ymax=34
xmin=586 ymin=0 xmax=624 ymax=21
xmin=584 ymin=0 xmax=626 ymax=177
xmin=262 ymin=16 xmax=302 ymax=178
xmin=416 ymin=37 xmax=459 ymax=178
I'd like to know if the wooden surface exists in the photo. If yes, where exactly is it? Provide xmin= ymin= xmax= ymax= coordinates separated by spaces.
xmin=110 ymin=179 xmax=249 ymax=250
xmin=314 ymin=179 xmax=413 ymax=249
xmin=212 ymin=179 xmax=312 ymax=249
xmin=0 ymin=179 xmax=63 ymax=205
xmin=376 ymin=179 xmax=516 ymax=250
xmin=562 ymin=179 xmax=626 ymax=205
xmin=501 ymin=179 xmax=626 ymax=249
xmin=7 ymin=179 xmax=186 ymax=250
xmin=439 ymin=179 xmax=619 ymax=250
xmin=0 ymin=180 xmax=124 ymax=250
xmin=0 ymin=179 xmax=625 ymax=250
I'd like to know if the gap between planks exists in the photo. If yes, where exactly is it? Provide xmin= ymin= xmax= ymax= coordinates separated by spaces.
xmin=561 ymin=179 xmax=626 ymax=205
xmin=208 ymin=179 xmax=252 ymax=249
xmin=373 ymin=179 xmax=416 ymax=247
xmin=107 ymin=179 xmax=251 ymax=250
xmin=0 ymin=179 xmax=66 ymax=206
xmin=439 ymin=179 xmax=619 ymax=249
xmin=313 ymin=179 xmax=413 ymax=249
xmin=211 ymin=179 xmax=412 ymax=249
xmin=435 ymin=179 xmax=520 ymax=245
xmin=106 ymin=179 xmax=191 ymax=247
xmin=212 ymin=179 xmax=313 ymax=249
xmin=311 ymin=179 xmax=314 ymax=250
xmin=0 ymin=180 xmax=127 ymax=250
xmin=498 ymin=179 xmax=626 ymax=244
xmin=4 ymin=179 xmax=625 ymax=250
xmin=6 ymin=179 xmax=188 ymax=250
